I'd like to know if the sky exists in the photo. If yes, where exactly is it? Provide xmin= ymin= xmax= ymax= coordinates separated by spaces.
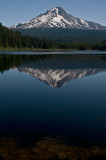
xmin=0 ymin=0 xmax=106 ymax=27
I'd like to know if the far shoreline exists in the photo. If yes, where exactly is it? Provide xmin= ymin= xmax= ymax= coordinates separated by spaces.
xmin=0 ymin=49 xmax=106 ymax=55
xmin=0 ymin=48 xmax=106 ymax=52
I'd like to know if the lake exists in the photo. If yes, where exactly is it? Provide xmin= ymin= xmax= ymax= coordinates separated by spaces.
xmin=0 ymin=52 xmax=106 ymax=160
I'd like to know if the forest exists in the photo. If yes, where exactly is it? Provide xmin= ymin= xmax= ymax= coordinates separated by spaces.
xmin=17 ymin=28 xmax=106 ymax=43
xmin=0 ymin=23 xmax=106 ymax=50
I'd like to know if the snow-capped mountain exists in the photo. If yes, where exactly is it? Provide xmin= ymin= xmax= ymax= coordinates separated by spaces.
xmin=11 ymin=7 xmax=106 ymax=30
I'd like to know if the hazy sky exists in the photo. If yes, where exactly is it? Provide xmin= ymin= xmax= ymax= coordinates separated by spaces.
xmin=0 ymin=0 xmax=106 ymax=26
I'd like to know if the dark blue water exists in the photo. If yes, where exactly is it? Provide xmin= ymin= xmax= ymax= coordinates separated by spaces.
xmin=0 ymin=53 xmax=106 ymax=147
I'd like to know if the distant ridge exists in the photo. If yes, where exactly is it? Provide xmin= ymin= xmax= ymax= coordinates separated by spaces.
xmin=10 ymin=7 xmax=106 ymax=30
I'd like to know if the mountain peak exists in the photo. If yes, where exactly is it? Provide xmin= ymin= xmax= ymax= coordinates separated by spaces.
xmin=51 ymin=7 xmax=70 ymax=15
xmin=10 ymin=7 xmax=106 ymax=30
xmin=51 ymin=6 xmax=60 ymax=11
xmin=45 ymin=7 xmax=60 ymax=15
xmin=50 ymin=7 xmax=63 ymax=11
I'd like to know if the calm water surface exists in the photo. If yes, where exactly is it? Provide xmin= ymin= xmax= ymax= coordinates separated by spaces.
xmin=0 ymin=52 xmax=106 ymax=159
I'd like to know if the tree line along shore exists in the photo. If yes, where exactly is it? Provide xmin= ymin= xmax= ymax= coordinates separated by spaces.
xmin=0 ymin=23 xmax=106 ymax=51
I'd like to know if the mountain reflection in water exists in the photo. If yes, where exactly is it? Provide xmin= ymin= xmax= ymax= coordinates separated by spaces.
xmin=1 ymin=54 xmax=106 ymax=88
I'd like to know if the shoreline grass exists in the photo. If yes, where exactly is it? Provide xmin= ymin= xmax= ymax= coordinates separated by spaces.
xmin=0 ymin=48 xmax=72 ymax=52
xmin=0 ymin=47 xmax=105 ymax=52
